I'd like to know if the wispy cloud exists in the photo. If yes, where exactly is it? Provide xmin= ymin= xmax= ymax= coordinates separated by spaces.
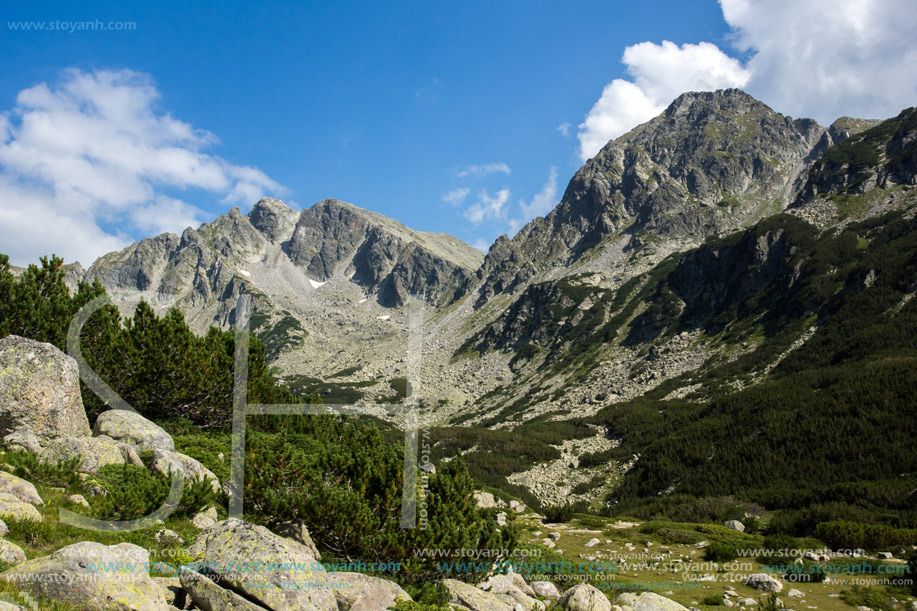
xmin=557 ymin=122 xmax=572 ymax=137
xmin=456 ymin=162 xmax=511 ymax=178
xmin=441 ymin=187 xmax=470 ymax=206
xmin=464 ymin=188 xmax=510 ymax=224
xmin=0 ymin=68 xmax=285 ymax=266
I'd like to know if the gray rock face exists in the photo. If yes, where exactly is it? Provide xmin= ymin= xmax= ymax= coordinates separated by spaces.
xmin=272 ymin=519 xmax=322 ymax=560
xmin=441 ymin=579 xmax=516 ymax=611
xmin=795 ymin=108 xmax=917 ymax=204
xmin=743 ymin=573 xmax=783 ymax=592
xmin=475 ymin=89 xmax=827 ymax=305
xmin=2 ymin=427 xmax=43 ymax=454
xmin=186 ymin=519 xmax=336 ymax=611
xmin=332 ymin=572 xmax=412 ymax=610
xmin=0 ymin=539 xmax=26 ymax=565
xmin=40 ymin=435 xmax=125 ymax=474
xmin=724 ymin=520 xmax=745 ymax=532
xmin=0 ymin=471 xmax=43 ymax=505
xmin=1 ymin=541 xmax=168 ymax=611
xmin=0 ymin=492 xmax=42 ymax=522
xmin=531 ymin=581 xmax=561 ymax=600
xmin=615 ymin=592 xmax=689 ymax=611
xmin=287 ymin=199 xmax=479 ymax=307
xmin=150 ymin=449 xmax=219 ymax=492
xmin=557 ymin=584 xmax=612 ymax=611
xmin=94 ymin=409 xmax=175 ymax=452
xmin=0 ymin=335 xmax=91 ymax=442
xmin=180 ymin=569 xmax=271 ymax=611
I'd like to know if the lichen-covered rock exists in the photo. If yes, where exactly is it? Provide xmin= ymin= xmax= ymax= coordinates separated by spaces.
xmin=0 ymin=601 xmax=27 ymax=611
xmin=94 ymin=409 xmax=175 ymax=453
xmin=0 ymin=471 xmax=43 ymax=505
xmin=743 ymin=573 xmax=783 ymax=592
xmin=40 ymin=435 xmax=124 ymax=474
xmin=180 ymin=569 xmax=270 ymax=610
xmin=151 ymin=449 xmax=219 ymax=492
xmin=67 ymin=494 xmax=90 ymax=508
xmin=531 ymin=581 xmax=561 ymax=600
xmin=0 ymin=336 xmax=91 ymax=442
xmin=0 ymin=541 xmax=168 ymax=610
xmin=0 ymin=539 xmax=26 ymax=565
xmin=186 ymin=519 xmax=337 ymax=611
xmin=119 ymin=442 xmax=146 ymax=466
xmin=332 ymin=572 xmax=411 ymax=610
xmin=615 ymin=592 xmax=689 ymax=611
xmin=272 ymin=519 xmax=322 ymax=560
xmin=0 ymin=518 xmax=8 ymax=536
xmin=557 ymin=584 xmax=611 ymax=611
xmin=191 ymin=507 xmax=218 ymax=530
xmin=0 ymin=492 xmax=42 ymax=522
xmin=2 ymin=427 xmax=43 ymax=454
xmin=441 ymin=579 xmax=515 ymax=611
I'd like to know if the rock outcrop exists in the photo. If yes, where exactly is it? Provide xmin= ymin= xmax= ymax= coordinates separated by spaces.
xmin=1 ymin=542 xmax=168 ymax=611
xmin=615 ymin=592 xmax=690 ymax=611
xmin=186 ymin=519 xmax=336 ymax=611
xmin=150 ymin=449 xmax=220 ymax=492
xmin=94 ymin=409 xmax=175 ymax=453
xmin=40 ymin=434 xmax=125 ymax=474
xmin=556 ymin=584 xmax=612 ymax=611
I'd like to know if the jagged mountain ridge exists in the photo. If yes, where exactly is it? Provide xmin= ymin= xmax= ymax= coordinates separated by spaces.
xmin=85 ymin=197 xmax=483 ymax=321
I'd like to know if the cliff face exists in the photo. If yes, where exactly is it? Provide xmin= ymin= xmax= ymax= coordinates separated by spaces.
xmin=474 ymin=89 xmax=828 ymax=305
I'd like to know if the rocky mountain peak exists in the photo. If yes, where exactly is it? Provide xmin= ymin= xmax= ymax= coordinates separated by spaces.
xmin=473 ymin=88 xmax=829 ymax=306
xmin=247 ymin=197 xmax=299 ymax=243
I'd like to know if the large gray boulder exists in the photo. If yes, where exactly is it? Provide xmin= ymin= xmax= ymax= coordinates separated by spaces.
xmin=441 ymin=579 xmax=515 ymax=611
xmin=40 ymin=434 xmax=124 ymax=474
xmin=332 ymin=572 xmax=412 ymax=610
xmin=557 ymin=584 xmax=611 ymax=611
xmin=180 ymin=569 xmax=270 ymax=610
xmin=743 ymin=573 xmax=783 ymax=592
xmin=0 ymin=335 xmax=91 ymax=442
xmin=94 ymin=409 xmax=175 ymax=452
xmin=0 ymin=539 xmax=26 ymax=565
xmin=0 ymin=471 xmax=43 ymax=505
xmin=615 ymin=592 xmax=689 ymax=611
xmin=0 ymin=541 xmax=168 ymax=610
xmin=724 ymin=520 xmax=745 ymax=532
xmin=531 ymin=581 xmax=561 ymax=600
xmin=186 ymin=519 xmax=336 ymax=611
xmin=0 ymin=492 xmax=42 ymax=522
xmin=151 ymin=449 xmax=219 ymax=492
xmin=272 ymin=519 xmax=322 ymax=560
xmin=476 ymin=571 xmax=543 ymax=610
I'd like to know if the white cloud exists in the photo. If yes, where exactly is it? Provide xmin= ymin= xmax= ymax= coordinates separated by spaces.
xmin=441 ymin=187 xmax=470 ymax=206
xmin=578 ymin=41 xmax=750 ymax=159
xmin=720 ymin=0 xmax=917 ymax=124
xmin=577 ymin=0 xmax=917 ymax=160
xmin=557 ymin=122 xmax=572 ymax=137
xmin=510 ymin=167 xmax=559 ymax=234
xmin=456 ymin=162 xmax=511 ymax=178
xmin=464 ymin=188 xmax=510 ymax=224
xmin=0 ymin=68 xmax=285 ymax=266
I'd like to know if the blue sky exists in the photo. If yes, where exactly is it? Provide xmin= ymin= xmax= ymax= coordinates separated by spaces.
xmin=1 ymin=0 xmax=915 ymax=266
